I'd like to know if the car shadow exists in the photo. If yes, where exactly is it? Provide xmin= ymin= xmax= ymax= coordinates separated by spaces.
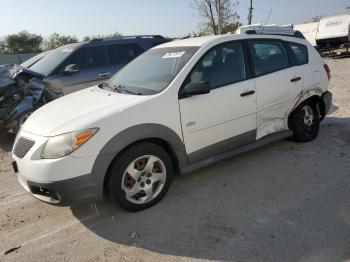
xmin=70 ymin=117 xmax=350 ymax=261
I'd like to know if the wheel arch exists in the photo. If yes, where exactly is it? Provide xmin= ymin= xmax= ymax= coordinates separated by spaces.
xmin=90 ymin=124 xmax=187 ymax=200
xmin=288 ymin=93 xmax=326 ymax=129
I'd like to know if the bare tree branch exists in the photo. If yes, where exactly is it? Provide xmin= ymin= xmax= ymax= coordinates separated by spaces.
xmin=192 ymin=0 xmax=240 ymax=35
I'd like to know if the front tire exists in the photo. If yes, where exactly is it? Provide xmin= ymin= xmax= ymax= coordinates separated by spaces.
xmin=107 ymin=142 xmax=173 ymax=212
xmin=290 ymin=102 xmax=320 ymax=142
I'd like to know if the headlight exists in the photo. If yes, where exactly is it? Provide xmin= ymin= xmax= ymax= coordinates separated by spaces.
xmin=41 ymin=128 xmax=98 ymax=159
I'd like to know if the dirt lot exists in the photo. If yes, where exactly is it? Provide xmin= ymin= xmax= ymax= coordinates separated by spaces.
xmin=0 ymin=58 xmax=350 ymax=262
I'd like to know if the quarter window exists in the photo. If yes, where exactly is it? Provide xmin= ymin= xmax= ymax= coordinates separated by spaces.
xmin=189 ymin=42 xmax=246 ymax=89
xmin=288 ymin=42 xmax=308 ymax=65
xmin=249 ymin=41 xmax=290 ymax=76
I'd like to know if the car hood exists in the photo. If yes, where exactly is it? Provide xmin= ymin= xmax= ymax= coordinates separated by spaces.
xmin=23 ymin=86 xmax=149 ymax=136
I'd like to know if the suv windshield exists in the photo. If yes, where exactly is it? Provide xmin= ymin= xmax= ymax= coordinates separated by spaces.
xmin=29 ymin=45 xmax=80 ymax=75
xmin=109 ymin=46 xmax=199 ymax=95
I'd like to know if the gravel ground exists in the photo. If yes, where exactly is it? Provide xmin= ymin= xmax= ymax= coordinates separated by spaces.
xmin=0 ymin=58 xmax=350 ymax=262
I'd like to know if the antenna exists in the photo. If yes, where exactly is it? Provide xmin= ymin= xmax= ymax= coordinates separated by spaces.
xmin=248 ymin=0 xmax=253 ymax=25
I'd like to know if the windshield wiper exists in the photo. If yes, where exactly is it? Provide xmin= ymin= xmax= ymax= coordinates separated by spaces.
xmin=113 ymin=84 xmax=142 ymax=95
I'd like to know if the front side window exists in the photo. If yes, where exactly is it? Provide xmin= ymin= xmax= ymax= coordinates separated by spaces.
xmin=288 ymin=42 xmax=308 ymax=65
xmin=188 ymin=42 xmax=246 ymax=89
xmin=109 ymin=46 xmax=198 ymax=95
xmin=249 ymin=41 xmax=290 ymax=76
xmin=61 ymin=46 xmax=108 ymax=70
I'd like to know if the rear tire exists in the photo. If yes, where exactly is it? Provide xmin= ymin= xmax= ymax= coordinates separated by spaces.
xmin=107 ymin=142 xmax=173 ymax=212
xmin=289 ymin=101 xmax=320 ymax=142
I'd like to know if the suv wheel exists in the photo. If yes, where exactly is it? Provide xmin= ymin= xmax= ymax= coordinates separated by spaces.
xmin=107 ymin=142 xmax=173 ymax=212
xmin=290 ymin=102 xmax=320 ymax=142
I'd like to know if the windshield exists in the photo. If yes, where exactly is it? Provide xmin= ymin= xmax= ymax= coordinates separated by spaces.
xmin=29 ymin=46 xmax=78 ymax=75
xmin=21 ymin=52 xmax=48 ymax=68
xmin=109 ymin=46 xmax=199 ymax=95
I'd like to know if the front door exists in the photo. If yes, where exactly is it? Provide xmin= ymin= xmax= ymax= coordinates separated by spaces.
xmin=47 ymin=45 xmax=112 ymax=95
xmin=179 ymin=41 xmax=257 ymax=163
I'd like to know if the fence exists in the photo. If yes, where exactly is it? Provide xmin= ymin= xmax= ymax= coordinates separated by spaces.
xmin=0 ymin=53 xmax=37 ymax=65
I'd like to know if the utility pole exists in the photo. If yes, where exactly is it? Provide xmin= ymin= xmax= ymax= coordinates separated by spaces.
xmin=216 ymin=0 xmax=221 ymax=34
xmin=248 ymin=0 xmax=253 ymax=25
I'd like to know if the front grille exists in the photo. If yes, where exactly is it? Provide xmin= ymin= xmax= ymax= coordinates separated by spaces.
xmin=13 ymin=137 xmax=35 ymax=158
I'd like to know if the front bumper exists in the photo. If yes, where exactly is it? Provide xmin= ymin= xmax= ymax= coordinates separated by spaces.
xmin=12 ymin=129 xmax=103 ymax=206
xmin=17 ymin=172 xmax=100 ymax=206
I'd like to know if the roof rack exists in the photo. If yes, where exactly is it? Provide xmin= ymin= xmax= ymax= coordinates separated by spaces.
xmin=89 ymin=35 xmax=165 ymax=43
xmin=236 ymin=24 xmax=305 ymax=39
xmin=121 ymin=35 xmax=165 ymax=39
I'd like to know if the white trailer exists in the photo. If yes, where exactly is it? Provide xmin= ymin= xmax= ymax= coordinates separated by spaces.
xmin=294 ymin=22 xmax=318 ymax=47
xmin=316 ymin=13 xmax=350 ymax=48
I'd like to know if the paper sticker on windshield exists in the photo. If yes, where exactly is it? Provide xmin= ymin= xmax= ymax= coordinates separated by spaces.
xmin=162 ymin=51 xmax=185 ymax=59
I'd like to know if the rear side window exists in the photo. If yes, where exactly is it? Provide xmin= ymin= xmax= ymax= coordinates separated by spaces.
xmin=288 ymin=42 xmax=308 ymax=65
xmin=249 ymin=41 xmax=290 ymax=76
xmin=61 ymin=46 xmax=108 ymax=70
xmin=107 ymin=43 xmax=144 ymax=65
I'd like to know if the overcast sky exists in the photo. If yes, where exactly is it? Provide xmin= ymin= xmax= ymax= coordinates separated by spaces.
xmin=0 ymin=0 xmax=349 ymax=39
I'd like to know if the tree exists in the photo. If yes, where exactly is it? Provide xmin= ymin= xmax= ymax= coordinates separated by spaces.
xmin=82 ymin=32 xmax=123 ymax=42
xmin=222 ymin=21 xmax=242 ymax=33
xmin=3 ymin=31 xmax=43 ymax=54
xmin=44 ymin=33 xmax=78 ymax=50
xmin=0 ymin=38 xmax=6 ymax=54
xmin=192 ymin=0 xmax=240 ymax=35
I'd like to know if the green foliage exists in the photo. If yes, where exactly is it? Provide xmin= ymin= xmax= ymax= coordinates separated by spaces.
xmin=1 ymin=31 xmax=43 ymax=54
xmin=44 ymin=33 xmax=78 ymax=50
xmin=222 ymin=21 xmax=242 ymax=33
xmin=194 ymin=21 xmax=241 ymax=36
xmin=0 ymin=39 xmax=6 ymax=54
xmin=82 ymin=32 xmax=123 ymax=42
xmin=0 ymin=31 xmax=124 ymax=55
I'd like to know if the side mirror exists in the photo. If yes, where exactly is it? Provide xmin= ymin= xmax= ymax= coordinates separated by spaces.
xmin=179 ymin=81 xmax=210 ymax=98
xmin=63 ymin=64 xmax=79 ymax=75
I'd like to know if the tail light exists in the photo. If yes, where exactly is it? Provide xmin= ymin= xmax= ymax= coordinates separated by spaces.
xmin=324 ymin=64 xmax=331 ymax=80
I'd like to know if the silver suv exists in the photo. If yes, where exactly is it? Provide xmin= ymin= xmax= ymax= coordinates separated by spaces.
xmin=26 ymin=35 xmax=169 ymax=100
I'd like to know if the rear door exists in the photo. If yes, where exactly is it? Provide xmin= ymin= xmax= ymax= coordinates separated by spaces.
xmin=247 ymin=39 xmax=303 ymax=139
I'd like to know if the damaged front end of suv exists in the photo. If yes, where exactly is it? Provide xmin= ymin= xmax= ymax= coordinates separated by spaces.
xmin=0 ymin=64 xmax=46 ymax=133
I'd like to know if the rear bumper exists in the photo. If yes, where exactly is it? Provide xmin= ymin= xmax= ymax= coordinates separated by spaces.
xmin=18 ymin=172 xmax=101 ymax=206
xmin=322 ymin=91 xmax=332 ymax=116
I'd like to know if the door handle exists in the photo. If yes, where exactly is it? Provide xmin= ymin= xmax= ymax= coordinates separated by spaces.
xmin=240 ymin=90 xmax=255 ymax=97
xmin=291 ymin=77 xmax=301 ymax=82
xmin=98 ymin=72 xmax=111 ymax=77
